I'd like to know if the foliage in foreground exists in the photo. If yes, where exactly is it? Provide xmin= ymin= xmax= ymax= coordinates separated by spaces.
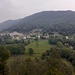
xmin=42 ymin=42 xmax=75 ymax=71
xmin=8 ymin=51 xmax=73 ymax=75
xmin=0 ymin=46 xmax=10 ymax=75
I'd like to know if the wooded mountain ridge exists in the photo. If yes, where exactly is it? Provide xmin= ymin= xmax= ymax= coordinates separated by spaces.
xmin=1 ymin=10 xmax=75 ymax=35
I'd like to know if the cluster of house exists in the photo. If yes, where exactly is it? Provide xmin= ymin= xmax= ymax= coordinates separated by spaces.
xmin=0 ymin=31 xmax=26 ymax=40
xmin=0 ymin=29 xmax=61 ymax=40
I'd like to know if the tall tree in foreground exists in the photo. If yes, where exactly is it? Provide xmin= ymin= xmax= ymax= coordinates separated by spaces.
xmin=0 ymin=46 xmax=10 ymax=75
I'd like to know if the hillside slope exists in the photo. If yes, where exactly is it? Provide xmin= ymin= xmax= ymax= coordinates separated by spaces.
xmin=0 ymin=19 xmax=20 ymax=31
xmin=1 ymin=10 xmax=75 ymax=35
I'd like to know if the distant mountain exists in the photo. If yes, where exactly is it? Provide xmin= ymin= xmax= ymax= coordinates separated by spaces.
xmin=1 ymin=10 xmax=75 ymax=35
xmin=0 ymin=19 xmax=21 ymax=31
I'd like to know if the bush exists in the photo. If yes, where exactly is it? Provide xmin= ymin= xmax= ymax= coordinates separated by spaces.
xmin=28 ymin=48 xmax=34 ymax=55
xmin=6 ymin=44 xmax=25 ymax=55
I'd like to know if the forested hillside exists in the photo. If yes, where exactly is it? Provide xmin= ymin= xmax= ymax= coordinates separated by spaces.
xmin=1 ymin=10 xmax=75 ymax=35
xmin=0 ymin=19 xmax=20 ymax=31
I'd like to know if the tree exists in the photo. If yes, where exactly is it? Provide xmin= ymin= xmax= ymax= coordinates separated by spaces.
xmin=0 ymin=46 xmax=10 ymax=75
xmin=35 ymin=37 xmax=39 ymax=46
xmin=6 ymin=44 xmax=25 ymax=55
xmin=28 ymin=48 xmax=34 ymax=55
xmin=41 ymin=53 xmax=46 ymax=59
xmin=0 ymin=39 xmax=2 ymax=44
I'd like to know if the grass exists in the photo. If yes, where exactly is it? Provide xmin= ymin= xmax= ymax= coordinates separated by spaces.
xmin=7 ymin=39 xmax=51 ymax=61
xmin=25 ymin=39 xmax=51 ymax=54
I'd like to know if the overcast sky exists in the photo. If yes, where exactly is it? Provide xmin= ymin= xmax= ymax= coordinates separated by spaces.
xmin=0 ymin=0 xmax=75 ymax=23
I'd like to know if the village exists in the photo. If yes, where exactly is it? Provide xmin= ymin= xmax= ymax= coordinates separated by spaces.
xmin=0 ymin=29 xmax=63 ymax=40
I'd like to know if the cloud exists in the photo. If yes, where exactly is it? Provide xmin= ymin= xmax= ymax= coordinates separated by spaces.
xmin=0 ymin=0 xmax=75 ymax=23
xmin=0 ymin=0 xmax=12 ymax=22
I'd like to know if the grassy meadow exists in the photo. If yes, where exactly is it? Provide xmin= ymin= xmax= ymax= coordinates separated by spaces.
xmin=25 ymin=39 xmax=50 ymax=54
xmin=8 ymin=39 xmax=50 ymax=60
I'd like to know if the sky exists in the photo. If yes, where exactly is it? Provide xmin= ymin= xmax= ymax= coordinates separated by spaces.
xmin=0 ymin=0 xmax=75 ymax=23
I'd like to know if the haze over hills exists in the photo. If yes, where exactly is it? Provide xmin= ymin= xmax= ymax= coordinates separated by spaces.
xmin=1 ymin=10 xmax=75 ymax=35
xmin=0 ymin=19 xmax=21 ymax=31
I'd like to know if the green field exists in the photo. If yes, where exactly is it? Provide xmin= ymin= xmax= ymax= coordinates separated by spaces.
xmin=8 ymin=40 xmax=50 ymax=62
xmin=25 ymin=39 xmax=50 ymax=54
